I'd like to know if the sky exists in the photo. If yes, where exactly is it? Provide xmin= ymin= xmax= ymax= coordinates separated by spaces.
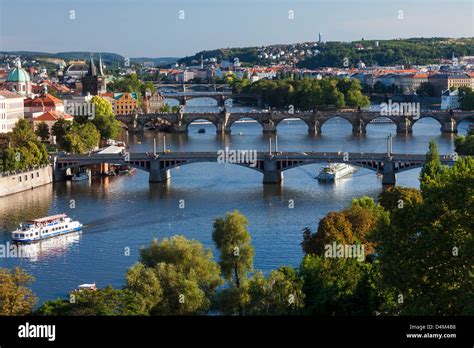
xmin=0 ymin=0 xmax=473 ymax=58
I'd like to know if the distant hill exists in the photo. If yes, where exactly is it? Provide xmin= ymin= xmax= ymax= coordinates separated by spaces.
xmin=0 ymin=51 xmax=178 ymax=68
xmin=130 ymin=57 xmax=179 ymax=67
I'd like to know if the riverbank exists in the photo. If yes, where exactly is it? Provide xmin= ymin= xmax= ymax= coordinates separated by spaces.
xmin=0 ymin=165 xmax=53 ymax=197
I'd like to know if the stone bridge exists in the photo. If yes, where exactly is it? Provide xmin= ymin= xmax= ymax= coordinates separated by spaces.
xmin=156 ymin=83 xmax=231 ymax=92
xmin=160 ymin=91 xmax=263 ymax=107
xmin=53 ymin=151 xmax=457 ymax=186
xmin=115 ymin=110 xmax=473 ymax=134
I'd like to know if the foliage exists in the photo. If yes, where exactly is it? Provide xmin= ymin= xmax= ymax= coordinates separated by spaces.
xmin=371 ymin=157 xmax=474 ymax=315
xmin=35 ymin=122 xmax=50 ymax=142
xmin=126 ymin=236 xmax=222 ymax=315
xmin=416 ymin=82 xmax=436 ymax=97
xmin=299 ymin=255 xmax=372 ymax=315
xmin=240 ymin=77 xmax=369 ymax=110
xmin=301 ymin=197 xmax=386 ymax=257
xmin=61 ymin=122 xmax=100 ymax=154
xmin=0 ymin=267 xmax=37 ymax=315
xmin=377 ymin=187 xmax=422 ymax=212
xmin=458 ymin=86 xmax=474 ymax=111
xmin=36 ymin=286 xmax=146 ymax=316
xmin=455 ymin=132 xmax=474 ymax=156
xmin=90 ymin=96 xmax=121 ymax=140
xmin=0 ymin=120 xmax=49 ymax=172
xmin=420 ymin=140 xmax=442 ymax=190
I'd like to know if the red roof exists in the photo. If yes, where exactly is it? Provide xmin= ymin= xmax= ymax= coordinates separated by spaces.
xmin=34 ymin=110 xmax=73 ymax=122
xmin=24 ymin=93 xmax=64 ymax=108
xmin=0 ymin=89 xmax=23 ymax=99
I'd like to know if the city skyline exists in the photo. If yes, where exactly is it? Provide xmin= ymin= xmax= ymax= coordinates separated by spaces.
xmin=1 ymin=0 xmax=473 ymax=58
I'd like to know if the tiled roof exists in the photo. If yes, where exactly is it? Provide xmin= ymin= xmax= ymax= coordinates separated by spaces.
xmin=34 ymin=110 xmax=73 ymax=122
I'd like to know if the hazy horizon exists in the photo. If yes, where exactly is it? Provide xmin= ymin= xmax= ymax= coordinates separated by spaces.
xmin=1 ymin=0 xmax=473 ymax=58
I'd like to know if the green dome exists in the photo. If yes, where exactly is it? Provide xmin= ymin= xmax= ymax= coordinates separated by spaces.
xmin=7 ymin=67 xmax=30 ymax=83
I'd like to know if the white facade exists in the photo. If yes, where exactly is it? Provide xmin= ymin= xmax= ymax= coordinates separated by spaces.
xmin=0 ymin=91 xmax=25 ymax=133
xmin=440 ymin=89 xmax=460 ymax=110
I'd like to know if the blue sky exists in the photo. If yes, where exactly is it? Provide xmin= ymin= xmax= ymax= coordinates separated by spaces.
xmin=0 ymin=0 xmax=472 ymax=57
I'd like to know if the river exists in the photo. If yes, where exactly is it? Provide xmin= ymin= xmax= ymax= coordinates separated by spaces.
xmin=0 ymin=99 xmax=470 ymax=304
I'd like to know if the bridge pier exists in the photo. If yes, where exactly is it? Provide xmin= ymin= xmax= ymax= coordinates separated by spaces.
xmin=440 ymin=119 xmax=458 ymax=133
xmin=308 ymin=121 xmax=322 ymax=134
xmin=396 ymin=118 xmax=413 ymax=134
xmin=262 ymin=120 xmax=277 ymax=134
xmin=352 ymin=119 xmax=366 ymax=135
xmin=262 ymin=157 xmax=283 ymax=184
xmin=381 ymin=159 xmax=396 ymax=185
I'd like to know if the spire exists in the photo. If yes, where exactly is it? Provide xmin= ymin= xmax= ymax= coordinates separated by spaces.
xmin=87 ymin=53 xmax=97 ymax=77
xmin=98 ymin=53 xmax=105 ymax=76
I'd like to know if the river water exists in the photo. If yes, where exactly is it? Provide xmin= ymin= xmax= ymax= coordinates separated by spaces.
xmin=0 ymin=99 xmax=470 ymax=304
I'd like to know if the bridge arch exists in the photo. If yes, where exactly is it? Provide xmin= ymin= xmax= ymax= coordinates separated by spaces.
xmin=319 ymin=115 xmax=354 ymax=131
xmin=412 ymin=115 xmax=444 ymax=130
xmin=185 ymin=117 xmax=218 ymax=131
xmin=159 ymin=159 xmax=264 ymax=173
xmin=227 ymin=115 xmax=264 ymax=131
xmin=56 ymin=159 xmax=152 ymax=174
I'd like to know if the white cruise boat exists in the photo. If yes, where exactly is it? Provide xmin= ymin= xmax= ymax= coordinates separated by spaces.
xmin=317 ymin=163 xmax=357 ymax=181
xmin=71 ymin=171 xmax=90 ymax=181
xmin=11 ymin=214 xmax=83 ymax=243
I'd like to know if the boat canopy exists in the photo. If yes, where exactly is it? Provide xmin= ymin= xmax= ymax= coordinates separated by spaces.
xmin=29 ymin=214 xmax=67 ymax=223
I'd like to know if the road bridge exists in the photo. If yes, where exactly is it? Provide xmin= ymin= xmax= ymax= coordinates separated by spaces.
xmin=53 ymin=150 xmax=457 ymax=186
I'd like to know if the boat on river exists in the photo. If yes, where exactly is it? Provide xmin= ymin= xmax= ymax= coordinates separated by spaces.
xmin=317 ymin=163 xmax=357 ymax=181
xmin=11 ymin=214 xmax=83 ymax=243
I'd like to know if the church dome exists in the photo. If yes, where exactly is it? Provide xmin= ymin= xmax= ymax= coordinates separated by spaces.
xmin=7 ymin=67 xmax=31 ymax=83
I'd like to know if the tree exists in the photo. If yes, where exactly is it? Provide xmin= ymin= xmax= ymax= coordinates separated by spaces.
xmin=62 ymin=122 xmax=100 ymax=154
xmin=378 ymin=186 xmax=422 ymax=212
xmin=299 ymin=255 xmax=372 ymax=315
xmin=371 ymin=157 xmax=474 ymax=315
xmin=245 ymin=267 xmax=305 ymax=315
xmin=212 ymin=210 xmax=255 ymax=315
xmin=90 ymin=96 xmax=121 ymax=140
xmin=51 ymin=118 xmax=72 ymax=148
xmin=0 ymin=267 xmax=37 ymax=315
xmin=458 ymin=86 xmax=474 ymax=110
xmin=420 ymin=139 xmax=442 ymax=190
xmin=126 ymin=236 xmax=222 ymax=315
xmin=35 ymin=122 xmax=50 ymax=142
xmin=301 ymin=197 xmax=385 ymax=257
xmin=416 ymin=82 xmax=435 ymax=97
xmin=454 ymin=132 xmax=474 ymax=155
xmin=37 ymin=286 xmax=146 ymax=316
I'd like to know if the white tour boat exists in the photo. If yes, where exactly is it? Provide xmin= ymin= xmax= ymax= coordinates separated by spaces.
xmin=71 ymin=171 xmax=90 ymax=181
xmin=317 ymin=163 xmax=357 ymax=181
xmin=11 ymin=214 xmax=83 ymax=243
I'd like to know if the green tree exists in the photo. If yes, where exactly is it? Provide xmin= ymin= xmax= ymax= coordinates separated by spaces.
xmin=51 ymin=118 xmax=72 ymax=149
xmin=62 ymin=122 xmax=100 ymax=154
xmin=299 ymin=255 xmax=372 ymax=315
xmin=126 ymin=236 xmax=222 ymax=315
xmin=454 ymin=132 xmax=474 ymax=155
xmin=420 ymin=140 xmax=442 ymax=190
xmin=371 ymin=157 xmax=474 ymax=315
xmin=35 ymin=122 xmax=50 ymax=142
xmin=458 ymin=86 xmax=474 ymax=110
xmin=0 ymin=267 xmax=37 ymax=315
xmin=37 ymin=286 xmax=146 ymax=316
xmin=245 ymin=267 xmax=305 ymax=315
xmin=90 ymin=96 xmax=121 ymax=140
xmin=378 ymin=186 xmax=422 ymax=212
xmin=212 ymin=210 xmax=255 ymax=315
xmin=416 ymin=82 xmax=435 ymax=97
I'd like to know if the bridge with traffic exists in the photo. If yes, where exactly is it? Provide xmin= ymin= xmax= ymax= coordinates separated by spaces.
xmin=116 ymin=109 xmax=473 ymax=134
xmin=53 ymin=148 xmax=457 ymax=186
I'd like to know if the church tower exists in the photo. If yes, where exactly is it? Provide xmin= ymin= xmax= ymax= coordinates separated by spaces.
xmin=82 ymin=53 xmax=107 ymax=95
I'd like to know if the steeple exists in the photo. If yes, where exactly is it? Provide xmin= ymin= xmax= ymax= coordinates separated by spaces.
xmin=98 ymin=53 xmax=105 ymax=76
xmin=87 ymin=53 xmax=97 ymax=77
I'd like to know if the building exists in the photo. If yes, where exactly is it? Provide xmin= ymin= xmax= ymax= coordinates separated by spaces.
xmin=113 ymin=92 xmax=138 ymax=115
xmin=0 ymin=90 xmax=25 ymax=133
xmin=33 ymin=110 xmax=73 ymax=143
xmin=399 ymin=73 xmax=428 ymax=94
xmin=24 ymin=92 xmax=64 ymax=119
xmin=440 ymin=89 xmax=460 ymax=110
xmin=428 ymin=73 xmax=472 ymax=96
xmin=143 ymin=93 xmax=164 ymax=113
xmin=5 ymin=58 xmax=32 ymax=97
xmin=82 ymin=54 xmax=107 ymax=96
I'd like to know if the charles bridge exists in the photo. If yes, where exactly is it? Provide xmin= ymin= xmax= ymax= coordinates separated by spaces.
xmin=115 ymin=109 xmax=473 ymax=134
